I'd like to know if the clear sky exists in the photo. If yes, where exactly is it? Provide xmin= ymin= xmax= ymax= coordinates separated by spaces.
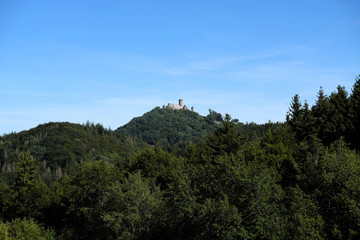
xmin=1 ymin=0 xmax=359 ymax=134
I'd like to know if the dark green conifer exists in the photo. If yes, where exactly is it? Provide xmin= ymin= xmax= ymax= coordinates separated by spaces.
xmin=350 ymin=75 xmax=360 ymax=150
xmin=312 ymin=87 xmax=330 ymax=143
xmin=286 ymin=94 xmax=303 ymax=141
xmin=328 ymin=86 xmax=351 ymax=144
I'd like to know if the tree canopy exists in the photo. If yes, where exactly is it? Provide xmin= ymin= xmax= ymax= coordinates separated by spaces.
xmin=0 ymin=75 xmax=359 ymax=239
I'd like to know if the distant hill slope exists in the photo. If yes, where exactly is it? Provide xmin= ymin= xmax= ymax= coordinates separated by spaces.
xmin=0 ymin=122 xmax=145 ymax=180
xmin=116 ymin=107 xmax=223 ymax=145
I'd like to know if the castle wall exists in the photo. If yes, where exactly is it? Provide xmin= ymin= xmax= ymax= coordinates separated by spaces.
xmin=166 ymin=99 xmax=194 ymax=111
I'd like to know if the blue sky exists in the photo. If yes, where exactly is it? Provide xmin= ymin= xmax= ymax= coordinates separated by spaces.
xmin=1 ymin=0 xmax=359 ymax=134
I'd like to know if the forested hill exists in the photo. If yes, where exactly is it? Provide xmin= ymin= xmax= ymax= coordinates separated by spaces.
xmin=116 ymin=107 xmax=223 ymax=145
xmin=0 ymin=122 xmax=145 ymax=182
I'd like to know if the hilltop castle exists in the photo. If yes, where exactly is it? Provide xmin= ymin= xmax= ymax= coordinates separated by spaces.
xmin=163 ymin=99 xmax=194 ymax=112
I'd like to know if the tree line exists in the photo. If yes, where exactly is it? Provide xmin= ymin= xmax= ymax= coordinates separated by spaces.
xmin=0 ymin=75 xmax=359 ymax=239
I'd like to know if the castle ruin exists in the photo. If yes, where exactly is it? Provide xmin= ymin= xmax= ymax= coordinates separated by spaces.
xmin=163 ymin=99 xmax=194 ymax=112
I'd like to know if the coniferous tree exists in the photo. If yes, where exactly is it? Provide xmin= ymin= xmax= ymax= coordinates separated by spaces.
xmin=301 ymin=100 xmax=316 ymax=142
xmin=204 ymin=114 xmax=245 ymax=156
xmin=286 ymin=94 xmax=303 ymax=141
xmin=350 ymin=75 xmax=360 ymax=150
xmin=312 ymin=87 xmax=330 ymax=144
xmin=328 ymin=86 xmax=351 ymax=144
xmin=10 ymin=153 xmax=49 ymax=220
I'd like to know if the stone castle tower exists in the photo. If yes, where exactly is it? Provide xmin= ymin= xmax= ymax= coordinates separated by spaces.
xmin=163 ymin=99 xmax=194 ymax=111
xmin=179 ymin=99 xmax=183 ymax=108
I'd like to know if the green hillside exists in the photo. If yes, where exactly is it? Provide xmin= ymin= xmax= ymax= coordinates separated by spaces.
xmin=0 ymin=122 xmax=144 ymax=183
xmin=116 ymin=107 xmax=223 ymax=145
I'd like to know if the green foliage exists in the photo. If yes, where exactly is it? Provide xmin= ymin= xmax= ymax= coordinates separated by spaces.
xmin=189 ymin=197 xmax=248 ymax=240
xmin=116 ymin=107 xmax=222 ymax=146
xmin=312 ymin=87 xmax=331 ymax=143
xmin=0 ymin=122 xmax=144 ymax=185
xmin=0 ymin=218 xmax=55 ymax=240
xmin=100 ymin=172 xmax=164 ymax=240
xmin=287 ymin=95 xmax=316 ymax=143
xmin=327 ymin=86 xmax=352 ymax=144
xmin=0 ymin=75 xmax=359 ymax=239
xmin=286 ymin=94 xmax=303 ymax=141
xmin=62 ymin=160 xmax=121 ymax=239
xmin=350 ymin=75 xmax=360 ymax=149
xmin=203 ymin=114 xmax=245 ymax=156
xmin=315 ymin=140 xmax=360 ymax=239
xmin=6 ymin=153 xmax=50 ymax=220
xmin=285 ymin=187 xmax=325 ymax=240
xmin=287 ymin=75 xmax=360 ymax=151
xmin=130 ymin=147 xmax=184 ymax=190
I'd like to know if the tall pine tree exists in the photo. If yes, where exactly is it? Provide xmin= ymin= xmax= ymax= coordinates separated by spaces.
xmin=350 ymin=75 xmax=360 ymax=150
xmin=328 ymin=86 xmax=351 ymax=144
xmin=286 ymin=94 xmax=304 ymax=141
xmin=312 ymin=87 xmax=330 ymax=144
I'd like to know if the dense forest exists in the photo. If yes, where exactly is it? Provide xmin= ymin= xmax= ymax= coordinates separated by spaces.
xmin=0 ymin=75 xmax=359 ymax=239
xmin=116 ymin=106 xmax=223 ymax=146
